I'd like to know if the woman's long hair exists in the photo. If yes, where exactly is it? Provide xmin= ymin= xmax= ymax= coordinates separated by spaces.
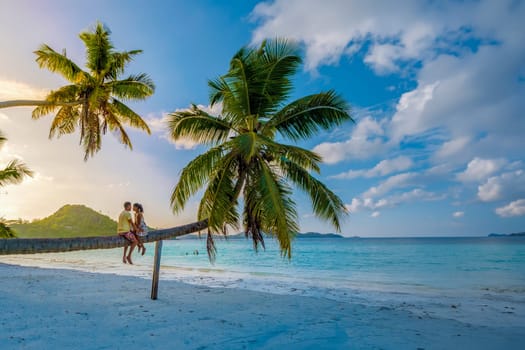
xmin=133 ymin=203 xmax=144 ymax=213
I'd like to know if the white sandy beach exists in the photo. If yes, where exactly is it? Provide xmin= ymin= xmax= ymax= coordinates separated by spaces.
xmin=1 ymin=262 xmax=524 ymax=350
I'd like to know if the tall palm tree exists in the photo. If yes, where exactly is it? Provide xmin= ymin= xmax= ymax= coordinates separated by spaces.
xmin=0 ymin=131 xmax=33 ymax=187
xmin=0 ymin=22 xmax=155 ymax=160
xmin=168 ymin=39 xmax=352 ymax=260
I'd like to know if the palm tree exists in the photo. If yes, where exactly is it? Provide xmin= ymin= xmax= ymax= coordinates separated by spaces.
xmin=0 ymin=131 xmax=33 ymax=187
xmin=168 ymin=39 xmax=352 ymax=260
xmin=0 ymin=22 xmax=155 ymax=160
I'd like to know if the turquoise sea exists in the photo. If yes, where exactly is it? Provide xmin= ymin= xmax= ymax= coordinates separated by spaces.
xmin=2 ymin=236 xmax=524 ymax=326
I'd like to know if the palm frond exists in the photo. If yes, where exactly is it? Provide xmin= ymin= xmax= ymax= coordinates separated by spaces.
xmin=106 ymin=50 xmax=143 ymax=80
xmin=198 ymin=154 xmax=240 ymax=232
xmin=104 ymin=110 xmax=133 ymax=148
xmin=206 ymin=230 xmax=217 ymax=263
xmin=34 ymin=45 xmax=87 ymax=83
xmin=208 ymin=76 xmax=235 ymax=107
xmin=110 ymin=99 xmax=151 ymax=134
xmin=259 ymin=136 xmax=321 ymax=172
xmin=209 ymin=47 xmax=261 ymax=127
xmin=167 ymin=104 xmax=233 ymax=145
xmin=32 ymin=84 xmax=83 ymax=119
xmin=109 ymin=73 xmax=155 ymax=100
xmin=80 ymin=22 xmax=113 ymax=76
xmin=208 ymin=77 xmax=247 ymax=124
xmin=256 ymin=161 xmax=298 ymax=258
xmin=170 ymin=145 xmax=226 ymax=212
xmin=229 ymin=56 xmax=254 ymax=117
xmin=242 ymin=165 xmax=266 ymax=251
xmin=234 ymin=132 xmax=259 ymax=163
xmin=254 ymin=38 xmax=302 ymax=116
xmin=0 ymin=159 xmax=34 ymax=187
xmin=49 ymin=106 xmax=79 ymax=138
xmin=264 ymin=90 xmax=352 ymax=141
xmin=81 ymin=112 xmax=102 ymax=161
xmin=280 ymin=159 xmax=347 ymax=231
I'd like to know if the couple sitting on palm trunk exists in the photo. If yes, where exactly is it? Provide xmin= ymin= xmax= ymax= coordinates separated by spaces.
xmin=117 ymin=201 xmax=148 ymax=264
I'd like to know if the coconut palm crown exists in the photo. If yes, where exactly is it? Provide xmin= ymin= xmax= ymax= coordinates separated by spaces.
xmin=31 ymin=22 xmax=155 ymax=160
xmin=168 ymin=39 xmax=353 ymax=260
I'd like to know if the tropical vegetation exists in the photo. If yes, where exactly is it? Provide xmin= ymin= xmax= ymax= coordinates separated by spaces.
xmin=11 ymin=204 xmax=117 ymax=238
xmin=168 ymin=39 xmax=352 ymax=260
xmin=0 ymin=22 xmax=155 ymax=160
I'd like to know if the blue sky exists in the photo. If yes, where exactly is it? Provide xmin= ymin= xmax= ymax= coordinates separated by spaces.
xmin=1 ymin=0 xmax=524 ymax=236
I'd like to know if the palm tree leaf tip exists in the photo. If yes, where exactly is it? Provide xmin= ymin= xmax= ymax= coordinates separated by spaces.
xmin=0 ymin=159 xmax=34 ymax=187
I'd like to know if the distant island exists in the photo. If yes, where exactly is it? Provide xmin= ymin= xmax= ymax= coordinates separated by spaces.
xmin=488 ymin=232 xmax=525 ymax=237
xmin=177 ymin=232 xmax=344 ymax=240
xmin=297 ymin=232 xmax=344 ymax=239
xmin=10 ymin=205 xmax=117 ymax=238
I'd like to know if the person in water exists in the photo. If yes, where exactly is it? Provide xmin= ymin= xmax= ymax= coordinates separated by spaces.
xmin=117 ymin=201 xmax=138 ymax=264
xmin=133 ymin=203 xmax=147 ymax=255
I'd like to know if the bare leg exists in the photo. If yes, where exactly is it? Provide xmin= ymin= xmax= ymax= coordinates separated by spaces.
xmin=138 ymin=238 xmax=146 ymax=256
xmin=127 ymin=242 xmax=137 ymax=264
xmin=134 ymin=233 xmax=145 ymax=256
xmin=122 ymin=245 xmax=128 ymax=264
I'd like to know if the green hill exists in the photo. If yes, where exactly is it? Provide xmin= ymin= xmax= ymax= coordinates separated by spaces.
xmin=12 ymin=205 xmax=117 ymax=238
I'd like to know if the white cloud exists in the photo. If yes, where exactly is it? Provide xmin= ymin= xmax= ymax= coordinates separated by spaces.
xmin=371 ymin=211 xmax=380 ymax=218
xmin=390 ymin=82 xmax=439 ymax=141
xmin=251 ymin=0 xmax=483 ymax=73
xmin=478 ymin=170 xmax=525 ymax=202
xmin=453 ymin=211 xmax=464 ymax=218
xmin=457 ymin=157 xmax=507 ymax=183
xmin=0 ymin=77 xmax=46 ymax=100
xmin=331 ymin=156 xmax=413 ymax=179
xmin=364 ymin=44 xmax=403 ymax=74
xmin=495 ymin=199 xmax=525 ymax=218
xmin=254 ymin=0 xmax=525 ymax=177
xmin=388 ymin=38 xmax=525 ymax=162
xmin=346 ymin=188 xmax=443 ymax=214
xmin=434 ymin=137 xmax=471 ymax=160
xmin=362 ymin=172 xmax=417 ymax=198
xmin=344 ymin=198 xmax=361 ymax=213
xmin=313 ymin=116 xmax=387 ymax=164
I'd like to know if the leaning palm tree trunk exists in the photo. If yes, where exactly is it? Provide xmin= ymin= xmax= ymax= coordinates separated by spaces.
xmin=0 ymin=100 xmax=82 ymax=109
xmin=0 ymin=220 xmax=207 ymax=255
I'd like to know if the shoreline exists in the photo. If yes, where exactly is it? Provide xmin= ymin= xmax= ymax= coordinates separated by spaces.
xmin=1 ymin=262 xmax=524 ymax=349
xmin=1 ymin=247 xmax=524 ymax=330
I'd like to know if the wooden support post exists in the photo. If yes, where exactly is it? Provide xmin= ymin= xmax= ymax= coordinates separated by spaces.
xmin=150 ymin=240 xmax=163 ymax=300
